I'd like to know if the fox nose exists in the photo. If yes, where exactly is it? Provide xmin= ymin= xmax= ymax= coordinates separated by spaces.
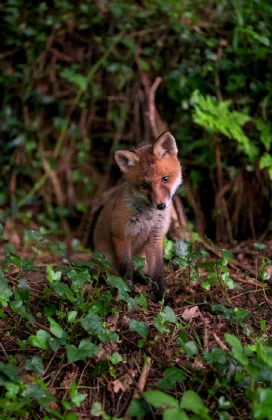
xmin=157 ymin=203 xmax=166 ymax=210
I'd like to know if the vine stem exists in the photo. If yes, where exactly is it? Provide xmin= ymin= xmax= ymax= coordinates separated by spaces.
xmin=18 ymin=31 xmax=125 ymax=209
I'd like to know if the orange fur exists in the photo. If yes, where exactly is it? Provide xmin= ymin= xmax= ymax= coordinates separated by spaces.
xmin=93 ymin=132 xmax=182 ymax=300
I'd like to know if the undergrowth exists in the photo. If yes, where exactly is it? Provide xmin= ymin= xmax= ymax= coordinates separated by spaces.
xmin=0 ymin=227 xmax=272 ymax=419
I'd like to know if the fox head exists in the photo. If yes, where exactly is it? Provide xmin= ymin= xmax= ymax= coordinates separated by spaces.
xmin=115 ymin=132 xmax=182 ymax=210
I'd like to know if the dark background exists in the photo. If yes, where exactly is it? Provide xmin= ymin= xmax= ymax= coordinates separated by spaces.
xmin=1 ymin=0 xmax=272 ymax=245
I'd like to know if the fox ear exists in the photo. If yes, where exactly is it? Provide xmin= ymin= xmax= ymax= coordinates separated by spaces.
xmin=153 ymin=132 xmax=178 ymax=158
xmin=115 ymin=150 xmax=139 ymax=172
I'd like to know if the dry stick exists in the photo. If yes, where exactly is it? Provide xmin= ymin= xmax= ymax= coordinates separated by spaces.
xmin=133 ymin=357 xmax=152 ymax=399
xmin=42 ymin=156 xmax=70 ymax=234
xmin=17 ymin=30 xmax=125 ymax=209
xmin=125 ymin=357 xmax=154 ymax=420
xmin=183 ymin=184 xmax=205 ymax=237
xmin=213 ymin=333 xmax=228 ymax=351
xmin=148 ymin=77 xmax=163 ymax=138
xmin=231 ymin=274 xmax=268 ymax=288
xmin=0 ymin=343 xmax=10 ymax=362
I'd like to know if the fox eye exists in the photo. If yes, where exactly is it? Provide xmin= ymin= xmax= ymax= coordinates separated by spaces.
xmin=140 ymin=183 xmax=150 ymax=190
xmin=162 ymin=176 xmax=169 ymax=183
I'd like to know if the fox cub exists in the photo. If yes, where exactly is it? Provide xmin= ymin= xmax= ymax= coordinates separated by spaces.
xmin=94 ymin=132 xmax=182 ymax=300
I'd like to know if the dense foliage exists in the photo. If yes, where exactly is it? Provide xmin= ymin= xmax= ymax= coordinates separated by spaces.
xmin=1 ymin=0 xmax=272 ymax=242
xmin=0 ymin=231 xmax=272 ymax=419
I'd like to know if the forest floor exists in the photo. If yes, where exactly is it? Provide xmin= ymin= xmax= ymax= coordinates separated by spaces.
xmin=0 ymin=225 xmax=272 ymax=420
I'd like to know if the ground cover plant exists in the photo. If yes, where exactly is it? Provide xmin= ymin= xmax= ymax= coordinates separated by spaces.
xmin=1 ymin=0 xmax=272 ymax=419
xmin=0 ymin=228 xmax=272 ymax=419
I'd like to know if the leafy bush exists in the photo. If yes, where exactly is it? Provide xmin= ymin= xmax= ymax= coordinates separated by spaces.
xmin=0 ymin=0 xmax=271 ymax=240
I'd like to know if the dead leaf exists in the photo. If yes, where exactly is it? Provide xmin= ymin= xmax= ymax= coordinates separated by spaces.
xmin=108 ymin=370 xmax=136 ymax=394
xmin=107 ymin=313 xmax=119 ymax=331
xmin=182 ymin=306 xmax=200 ymax=321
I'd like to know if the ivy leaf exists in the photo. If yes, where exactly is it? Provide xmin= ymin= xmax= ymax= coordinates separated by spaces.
xmin=67 ymin=311 xmax=78 ymax=322
xmin=144 ymin=391 xmax=178 ymax=408
xmin=60 ymin=68 xmax=88 ymax=91
xmin=69 ymin=379 xmax=87 ymax=407
xmin=107 ymin=352 xmax=123 ymax=365
xmin=106 ymin=273 xmax=131 ymax=294
xmin=10 ymin=293 xmax=35 ymax=324
xmin=0 ymin=273 xmax=13 ymax=307
xmin=25 ymin=356 xmax=44 ymax=375
xmin=26 ymin=384 xmax=56 ymax=407
xmin=25 ymin=230 xmax=45 ymax=242
xmin=91 ymin=402 xmax=104 ymax=416
xmin=0 ymin=362 xmax=19 ymax=383
xmin=129 ymin=319 xmax=149 ymax=340
xmin=158 ymin=368 xmax=186 ymax=390
xmin=164 ymin=306 xmax=177 ymax=324
xmin=28 ymin=330 xmax=51 ymax=349
xmin=66 ymin=340 xmax=100 ymax=364
xmin=67 ymin=269 xmax=90 ymax=287
xmin=180 ymin=390 xmax=208 ymax=416
xmin=92 ymin=251 xmax=111 ymax=266
xmin=163 ymin=408 xmax=189 ymax=420
xmin=253 ymin=388 xmax=272 ymax=420
xmin=80 ymin=311 xmax=104 ymax=335
xmin=48 ymin=317 xmax=69 ymax=339
xmin=46 ymin=265 xmax=62 ymax=283
xmin=127 ymin=398 xmax=148 ymax=418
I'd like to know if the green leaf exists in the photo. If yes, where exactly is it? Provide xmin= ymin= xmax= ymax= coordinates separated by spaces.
xmin=144 ymin=391 xmax=178 ymax=408
xmin=80 ymin=311 xmax=103 ymax=335
xmin=0 ymin=399 xmax=25 ymax=412
xmin=106 ymin=273 xmax=131 ymax=294
xmin=25 ymin=356 xmax=44 ymax=375
xmin=0 ymin=273 xmax=13 ymax=307
xmin=163 ymin=408 xmax=189 ymax=420
xmin=91 ymin=402 xmax=104 ymax=416
xmin=48 ymin=317 xmax=68 ymax=339
xmin=224 ymin=334 xmax=243 ymax=352
xmin=107 ymin=352 xmax=123 ymax=365
xmin=129 ymin=319 xmax=149 ymax=340
xmin=164 ymin=306 xmax=177 ymax=324
xmin=25 ymin=230 xmax=45 ymax=242
xmin=158 ymin=368 xmax=186 ymax=390
xmin=26 ymin=384 xmax=56 ymax=407
xmin=46 ymin=265 xmax=62 ymax=283
xmin=67 ymin=269 xmax=91 ymax=287
xmin=67 ymin=311 xmax=78 ymax=322
xmin=28 ymin=330 xmax=51 ymax=349
xmin=60 ymin=68 xmax=88 ymax=91
xmin=183 ymin=341 xmax=198 ymax=356
xmin=254 ymin=242 xmax=268 ymax=251
xmin=260 ymin=153 xmax=272 ymax=180
xmin=10 ymin=293 xmax=35 ymax=324
xmin=218 ymin=396 xmax=232 ymax=409
xmin=132 ymin=256 xmax=146 ymax=271
xmin=92 ymin=251 xmax=111 ymax=266
xmin=180 ymin=390 xmax=207 ymax=415
xmin=253 ymin=388 xmax=272 ymax=420
xmin=71 ymin=391 xmax=86 ymax=407
xmin=203 ymin=347 xmax=227 ymax=367
xmin=0 ymin=362 xmax=18 ymax=383
xmin=127 ymin=398 xmax=148 ymax=418
xmin=66 ymin=340 xmax=100 ymax=363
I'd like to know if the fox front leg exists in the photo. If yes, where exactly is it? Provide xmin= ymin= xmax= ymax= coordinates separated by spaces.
xmin=145 ymin=239 xmax=166 ymax=301
xmin=112 ymin=236 xmax=134 ymax=285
